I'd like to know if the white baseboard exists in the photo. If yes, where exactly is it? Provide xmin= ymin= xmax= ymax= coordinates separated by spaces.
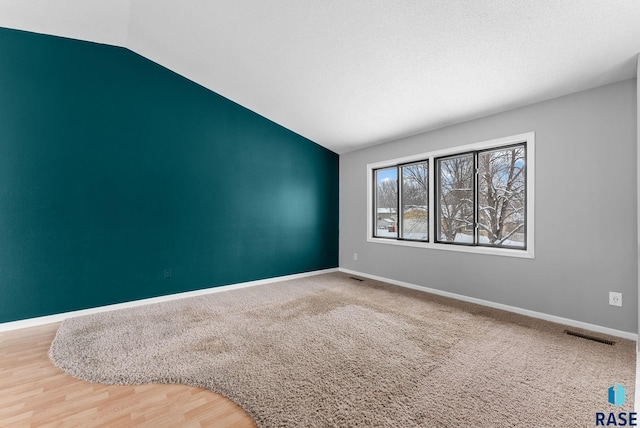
xmin=0 ymin=268 xmax=339 ymax=332
xmin=4 ymin=266 xmax=635 ymax=342
xmin=339 ymin=268 xmax=638 ymax=341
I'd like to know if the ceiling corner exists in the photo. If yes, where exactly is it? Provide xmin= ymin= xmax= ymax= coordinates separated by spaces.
xmin=0 ymin=0 xmax=131 ymax=47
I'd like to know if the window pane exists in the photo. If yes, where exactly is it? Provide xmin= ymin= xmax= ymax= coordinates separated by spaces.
xmin=478 ymin=145 xmax=526 ymax=248
xmin=400 ymin=162 xmax=428 ymax=240
xmin=374 ymin=167 xmax=398 ymax=238
xmin=437 ymin=154 xmax=474 ymax=243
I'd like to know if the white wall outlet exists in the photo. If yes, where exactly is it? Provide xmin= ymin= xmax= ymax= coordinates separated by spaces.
xmin=609 ymin=291 xmax=622 ymax=307
xmin=353 ymin=253 xmax=358 ymax=260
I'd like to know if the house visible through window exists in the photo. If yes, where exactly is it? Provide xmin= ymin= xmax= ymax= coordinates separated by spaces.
xmin=374 ymin=162 xmax=429 ymax=241
xmin=401 ymin=162 xmax=429 ymax=241
xmin=368 ymin=133 xmax=533 ymax=258
xmin=374 ymin=167 xmax=397 ymax=238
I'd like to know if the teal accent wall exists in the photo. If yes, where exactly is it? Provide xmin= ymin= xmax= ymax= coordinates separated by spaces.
xmin=0 ymin=28 xmax=338 ymax=323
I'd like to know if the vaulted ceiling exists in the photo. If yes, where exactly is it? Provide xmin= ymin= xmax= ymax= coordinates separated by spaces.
xmin=1 ymin=1 xmax=639 ymax=154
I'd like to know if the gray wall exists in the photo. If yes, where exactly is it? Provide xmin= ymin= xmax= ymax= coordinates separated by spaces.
xmin=340 ymin=78 xmax=638 ymax=333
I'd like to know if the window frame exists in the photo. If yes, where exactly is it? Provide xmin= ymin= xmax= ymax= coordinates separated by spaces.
xmin=366 ymin=132 xmax=535 ymax=259
xmin=474 ymin=143 xmax=527 ymax=250
xmin=398 ymin=160 xmax=429 ymax=243
xmin=434 ymin=151 xmax=476 ymax=247
xmin=434 ymin=143 xmax=527 ymax=249
xmin=372 ymin=166 xmax=399 ymax=240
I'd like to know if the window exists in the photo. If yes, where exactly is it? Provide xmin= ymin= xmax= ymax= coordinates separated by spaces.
xmin=367 ymin=132 xmax=534 ymax=258
xmin=476 ymin=145 xmax=526 ymax=248
xmin=401 ymin=162 xmax=428 ymax=241
xmin=374 ymin=167 xmax=398 ymax=238
xmin=436 ymin=153 xmax=474 ymax=244
xmin=373 ymin=162 xmax=429 ymax=241
xmin=435 ymin=144 xmax=526 ymax=249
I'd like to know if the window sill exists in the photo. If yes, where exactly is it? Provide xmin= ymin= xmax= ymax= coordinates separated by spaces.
xmin=367 ymin=236 xmax=534 ymax=259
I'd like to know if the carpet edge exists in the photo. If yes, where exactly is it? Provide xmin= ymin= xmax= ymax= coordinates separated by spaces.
xmin=339 ymin=268 xmax=638 ymax=341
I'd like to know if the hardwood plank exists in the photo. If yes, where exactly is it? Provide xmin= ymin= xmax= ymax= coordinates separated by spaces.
xmin=0 ymin=323 xmax=256 ymax=427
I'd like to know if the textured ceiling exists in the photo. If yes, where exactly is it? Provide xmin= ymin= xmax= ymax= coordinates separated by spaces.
xmin=1 ymin=1 xmax=639 ymax=154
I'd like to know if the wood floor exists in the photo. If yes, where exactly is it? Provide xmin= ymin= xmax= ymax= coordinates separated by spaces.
xmin=0 ymin=323 xmax=256 ymax=427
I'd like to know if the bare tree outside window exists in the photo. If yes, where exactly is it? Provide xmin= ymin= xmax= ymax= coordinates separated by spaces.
xmin=477 ymin=145 xmax=525 ymax=247
xmin=437 ymin=154 xmax=474 ymax=243
xmin=374 ymin=167 xmax=398 ymax=238
xmin=401 ymin=162 xmax=428 ymax=240
xmin=371 ymin=137 xmax=529 ymax=253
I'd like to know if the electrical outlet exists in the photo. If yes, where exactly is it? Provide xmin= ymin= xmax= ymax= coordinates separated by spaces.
xmin=164 ymin=268 xmax=172 ymax=280
xmin=353 ymin=253 xmax=358 ymax=260
xmin=609 ymin=291 xmax=622 ymax=307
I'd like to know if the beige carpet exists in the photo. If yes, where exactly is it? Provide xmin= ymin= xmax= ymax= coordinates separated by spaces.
xmin=49 ymin=272 xmax=636 ymax=427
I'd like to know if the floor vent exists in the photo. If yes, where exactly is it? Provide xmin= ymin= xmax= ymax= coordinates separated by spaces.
xmin=564 ymin=330 xmax=615 ymax=346
xmin=349 ymin=276 xmax=364 ymax=282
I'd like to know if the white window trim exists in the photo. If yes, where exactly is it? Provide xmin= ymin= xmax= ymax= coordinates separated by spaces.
xmin=366 ymin=132 xmax=535 ymax=259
